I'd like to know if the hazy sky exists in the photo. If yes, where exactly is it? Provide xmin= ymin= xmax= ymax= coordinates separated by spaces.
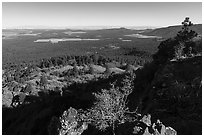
xmin=2 ymin=2 xmax=202 ymax=28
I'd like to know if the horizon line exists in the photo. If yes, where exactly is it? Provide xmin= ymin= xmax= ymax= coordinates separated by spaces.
xmin=3 ymin=23 xmax=202 ymax=30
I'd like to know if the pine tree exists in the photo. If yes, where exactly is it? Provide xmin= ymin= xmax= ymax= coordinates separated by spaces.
xmin=40 ymin=74 xmax=48 ymax=89
xmin=73 ymin=63 xmax=79 ymax=77
xmin=104 ymin=64 xmax=111 ymax=76
xmin=24 ymin=83 xmax=33 ymax=94
xmin=89 ymin=64 xmax=95 ymax=74
xmin=177 ymin=17 xmax=197 ymax=42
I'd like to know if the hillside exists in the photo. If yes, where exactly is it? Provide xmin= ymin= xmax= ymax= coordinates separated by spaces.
xmin=142 ymin=24 xmax=202 ymax=39
xmin=2 ymin=54 xmax=201 ymax=135
xmin=128 ymin=56 xmax=202 ymax=134
xmin=2 ymin=54 xmax=177 ymax=135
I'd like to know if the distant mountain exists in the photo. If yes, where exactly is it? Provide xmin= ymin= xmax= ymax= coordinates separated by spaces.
xmin=141 ymin=24 xmax=202 ymax=39
xmin=3 ymin=26 xmax=157 ymax=30
xmin=69 ymin=27 xmax=143 ymax=39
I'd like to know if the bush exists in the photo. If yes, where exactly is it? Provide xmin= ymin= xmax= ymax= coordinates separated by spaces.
xmin=55 ymin=76 xmax=138 ymax=134
xmin=153 ymin=38 xmax=179 ymax=64
xmin=87 ymin=84 xmax=130 ymax=132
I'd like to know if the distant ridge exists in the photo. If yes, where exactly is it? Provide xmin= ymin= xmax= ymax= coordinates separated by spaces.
xmin=141 ymin=24 xmax=202 ymax=38
xmin=3 ymin=26 xmax=158 ymax=30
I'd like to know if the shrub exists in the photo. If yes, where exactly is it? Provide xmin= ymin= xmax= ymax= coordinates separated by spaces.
xmin=50 ymin=74 xmax=177 ymax=135
xmin=153 ymin=38 xmax=179 ymax=64
xmin=87 ymin=84 xmax=130 ymax=133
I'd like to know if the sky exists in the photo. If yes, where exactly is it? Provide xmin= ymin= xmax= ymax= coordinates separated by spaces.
xmin=2 ymin=2 xmax=202 ymax=29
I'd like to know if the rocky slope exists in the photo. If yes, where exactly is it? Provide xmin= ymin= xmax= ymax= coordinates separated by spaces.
xmin=128 ymin=55 xmax=202 ymax=134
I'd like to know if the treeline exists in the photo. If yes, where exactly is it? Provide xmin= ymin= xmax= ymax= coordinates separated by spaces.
xmin=2 ymin=52 xmax=148 ymax=99
xmin=38 ymin=53 xmax=151 ymax=69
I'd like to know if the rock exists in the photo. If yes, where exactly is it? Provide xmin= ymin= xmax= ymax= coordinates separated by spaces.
xmin=2 ymin=90 xmax=13 ymax=108
xmin=165 ymin=127 xmax=177 ymax=135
